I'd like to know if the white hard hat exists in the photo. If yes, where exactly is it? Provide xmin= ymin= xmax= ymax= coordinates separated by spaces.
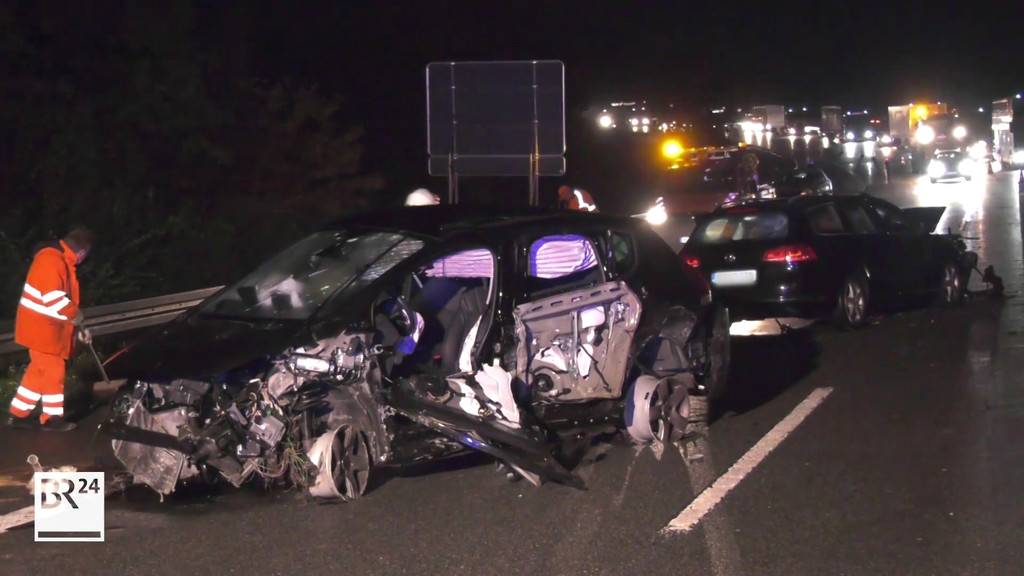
xmin=405 ymin=188 xmax=439 ymax=206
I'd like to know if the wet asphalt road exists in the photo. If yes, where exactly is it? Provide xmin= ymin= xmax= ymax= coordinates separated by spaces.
xmin=2 ymin=151 xmax=1023 ymax=575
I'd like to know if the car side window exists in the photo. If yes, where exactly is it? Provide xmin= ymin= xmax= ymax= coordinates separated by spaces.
xmin=841 ymin=203 xmax=878 ymax=234
xmin=607 ymin=231 xmax=636 ymax=276
xmin=806 ymin=204 xmax=846 ymax=235
xmin=524 ymin=234 xmax=603 ymax=299
xmin=871 ymin=201 xmax=909 ymax=233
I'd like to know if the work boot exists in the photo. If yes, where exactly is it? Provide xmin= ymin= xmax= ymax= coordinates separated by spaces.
xmin=39 ymin=416 xmax=76 ymax=432
xmin=5 ymin=415 xmax=39 ymax=430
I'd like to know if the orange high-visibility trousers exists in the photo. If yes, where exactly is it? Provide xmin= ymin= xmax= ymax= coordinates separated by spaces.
xmin=8 ymin=349 xmax=66 ymax=423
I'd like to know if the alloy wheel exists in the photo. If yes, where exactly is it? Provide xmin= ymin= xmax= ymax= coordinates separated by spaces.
xmin=941 ymin=264 xmax=962 ymax=304
xmin=331 ymin=425 xmax=371 ymax=501
xmin=843 ymin=279 xmax=866 ymax=326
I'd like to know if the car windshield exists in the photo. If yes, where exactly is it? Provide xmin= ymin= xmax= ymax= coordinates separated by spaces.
xmin=197 ymin=231 xmax=424 ymax=321
xmin=691 ymin=211 xmax=790 ymax=244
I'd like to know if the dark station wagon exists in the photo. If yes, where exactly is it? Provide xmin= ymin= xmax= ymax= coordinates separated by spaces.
xmin=679 ymin=194 xmax=969 ymax=329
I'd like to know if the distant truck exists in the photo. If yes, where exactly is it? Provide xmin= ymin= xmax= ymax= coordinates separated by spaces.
xmin=821 ymin=106 xmax=843 ymax=137
xmin=843 ymin=112 xmax=882 ymax=142
xmin=992 ymin=97 xmax=1024 ymax=165
xmin=750 ymin=105 xmax=786 ymax=133
xmin=888 ymin=103 xmax=968 ymax=172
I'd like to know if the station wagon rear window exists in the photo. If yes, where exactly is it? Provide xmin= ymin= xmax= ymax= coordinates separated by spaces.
xmin=691 ymin=212 xmax=789 ymax=244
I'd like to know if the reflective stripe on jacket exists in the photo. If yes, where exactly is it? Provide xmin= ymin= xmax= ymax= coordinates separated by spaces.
xmin=14 ymin=241 xmax=80 ymax=358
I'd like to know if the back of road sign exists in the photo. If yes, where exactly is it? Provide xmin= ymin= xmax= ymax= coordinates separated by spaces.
xmin=426 ymin=60 xmax=566 ymax=178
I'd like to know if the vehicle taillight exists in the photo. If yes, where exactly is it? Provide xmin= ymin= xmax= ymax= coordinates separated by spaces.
xmin=762 ymin=244 xmax=817 ymax=263
xmin=682 ymin=254 xmax=701 ymax=268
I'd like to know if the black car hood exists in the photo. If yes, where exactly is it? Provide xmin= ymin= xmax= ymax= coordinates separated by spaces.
xmin=103 ymin=313 xmax=311 ymax=381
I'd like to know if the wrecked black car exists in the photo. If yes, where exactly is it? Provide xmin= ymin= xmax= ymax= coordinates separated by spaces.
xmin=101 ymin=205 xmax=729 ymax=500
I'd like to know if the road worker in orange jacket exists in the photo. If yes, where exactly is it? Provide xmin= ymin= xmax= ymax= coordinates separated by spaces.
xmin=557 ymin=185 xmax=598 ymax=212
xmin=6 ymin=228 xmax=94 ymax=432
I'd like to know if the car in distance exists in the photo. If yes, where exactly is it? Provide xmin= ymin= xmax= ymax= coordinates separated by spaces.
xmin=771 ymin=167 xmax=834 ymax=197
xmin=678 ymin=194 xmax=970 ymax=329
xmin=101 ymin=204 xmax=729 ymax=500
xmin=928 ymin=149 xmax=975 ymax=183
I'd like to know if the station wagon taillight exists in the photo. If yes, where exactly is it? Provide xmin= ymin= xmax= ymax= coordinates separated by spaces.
xmin=762 ymin=244 xmax=817 ymax=263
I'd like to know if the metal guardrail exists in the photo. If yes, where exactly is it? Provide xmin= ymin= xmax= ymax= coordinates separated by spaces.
xmin=0 ymin=286 xmax=223 ymax=356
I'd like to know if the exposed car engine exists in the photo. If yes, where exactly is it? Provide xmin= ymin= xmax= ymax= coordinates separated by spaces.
xmin=108 ymin=332 xmax=378 ymax=499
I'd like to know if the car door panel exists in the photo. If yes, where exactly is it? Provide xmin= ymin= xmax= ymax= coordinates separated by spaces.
xmin=514 ymin=280 xmax=641 ymax=402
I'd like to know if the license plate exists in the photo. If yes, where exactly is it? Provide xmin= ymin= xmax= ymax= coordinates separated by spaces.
xmin=711 ymin=269 xmax=758 ymax=287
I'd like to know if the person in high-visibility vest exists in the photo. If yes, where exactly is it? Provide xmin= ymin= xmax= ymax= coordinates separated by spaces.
xmin=6 ymin=228 xmax=94 ymax=432
xmin=557 ymin=185 xmax=598 ymax=212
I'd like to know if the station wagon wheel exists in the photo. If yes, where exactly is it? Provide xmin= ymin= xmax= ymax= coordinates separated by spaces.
xmin=704 ymin=306 xmax=731 ymax=402
xmin=331 ymin=425 xmax=371 ymax=501
xmin=936 ymin=262 xmax=964 ymax=307
xmin=835 ymin=272 xmax=869 ymax=330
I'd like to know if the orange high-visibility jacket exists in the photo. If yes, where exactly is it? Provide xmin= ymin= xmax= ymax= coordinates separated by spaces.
xmin=14 ymin=241 xmax=81 ymax=358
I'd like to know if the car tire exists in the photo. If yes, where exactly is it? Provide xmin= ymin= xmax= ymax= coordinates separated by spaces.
xmin=330 ymin=425 xmax=372 ymax=501
xmin=934 ymin=262 xmax=965 ymax=307
xmin=702 ymin=305 xmax=731 ymax=403
xmin=834 ymin=272 xmax=869 ymax=330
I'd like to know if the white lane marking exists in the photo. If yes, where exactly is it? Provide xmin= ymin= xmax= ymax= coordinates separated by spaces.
xmin=662 ymin=387 xmax=834 ymax=534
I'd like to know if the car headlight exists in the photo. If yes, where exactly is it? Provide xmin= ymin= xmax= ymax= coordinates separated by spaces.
xmin=864 ymin=130 xmax=874 ymax=139
xmin=880 ymin=134 xmax=893 ymax=144
xmin=1013 ymin=150 xmax=1024 ymax=164
xmin=957 ymin=159 xmax=975 ymax=174
xmin=927 ymin=160 xmax=945 ymax=179
xmin=644 ymin=198 xmax=668 ymax=226
xmin=846 ymin=131 xmax=856 ymax=140
xmin=916 ymin=125 xmax=936 ymax=145
xmin=953 ymin=126 xmax=967 ymax=140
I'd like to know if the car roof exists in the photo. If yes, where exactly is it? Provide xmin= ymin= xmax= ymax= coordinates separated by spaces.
xmin=327 ymin=204 xmax=649 ymax=241
xmin=702 ymin=193 xmax=861 ymax=219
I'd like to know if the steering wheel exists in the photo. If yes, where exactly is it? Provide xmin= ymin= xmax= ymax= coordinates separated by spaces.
xmin=378 ymin=294 xmax=415 ymax=338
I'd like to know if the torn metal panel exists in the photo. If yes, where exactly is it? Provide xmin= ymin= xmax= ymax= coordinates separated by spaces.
xmin=111 ymin=404 xmax=198 ymax=496
xmin=515 ymin=280 xmax=641 ymax=401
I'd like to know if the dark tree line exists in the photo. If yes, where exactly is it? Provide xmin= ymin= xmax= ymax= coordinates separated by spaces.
xmin=0 ymin=2 xmax=384 ymax=318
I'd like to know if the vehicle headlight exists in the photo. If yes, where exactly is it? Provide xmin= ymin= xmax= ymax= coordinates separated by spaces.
xmin=1013 ymin=150 xmax=1024 ymax=164
xmin=880 ymin=134 xmax=893 ymax=144
xmin=927 ymin=160 xmax=945 ymax=179
xmin=957 ymin=159 xmax=975 ymax=174
xmin=864 ymin=130 xmax=874 ymax=139
xmin=953 ymin=125 xmax=967 ymax=140
xmin=846 ymin=131 xmax=856 ymax=140
xmin=644 ymin=198 xmax=668 ymax=226
xmin=916 ymin=125 xmax=936 ymax=145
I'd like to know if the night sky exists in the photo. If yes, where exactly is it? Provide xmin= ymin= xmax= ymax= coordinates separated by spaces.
xmin=221 ymin=1 xmax=1019 ymax=191
xmin=16 ymin=1 xmax=1022 ymax=196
